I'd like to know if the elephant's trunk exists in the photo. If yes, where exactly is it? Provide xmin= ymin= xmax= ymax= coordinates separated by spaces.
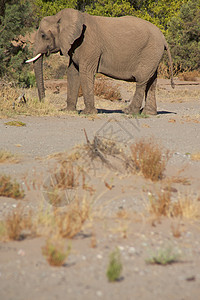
xmin=33 ymin=55 xmax=45 ymax=101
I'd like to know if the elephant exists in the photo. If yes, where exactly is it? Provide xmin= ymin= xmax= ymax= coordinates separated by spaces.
xmin=26 ymin=8 xmax=175 ymax=115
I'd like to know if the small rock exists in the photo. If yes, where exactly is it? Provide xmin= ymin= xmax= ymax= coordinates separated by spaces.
xmin=17 ymin=249 xmax=25 ymax=256
xmin=96 ymin=290 xmax=103 ymax=297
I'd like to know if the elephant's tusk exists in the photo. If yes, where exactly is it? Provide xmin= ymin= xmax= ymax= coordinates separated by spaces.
xmin=25 ymin=53 xmax=42 ymax=63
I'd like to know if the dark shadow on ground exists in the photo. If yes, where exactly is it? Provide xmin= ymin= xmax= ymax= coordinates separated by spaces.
xmin=97 ymin=108 xmax=124 ymax=114
xmin=157 ymin=110 xmax=177 ymax=115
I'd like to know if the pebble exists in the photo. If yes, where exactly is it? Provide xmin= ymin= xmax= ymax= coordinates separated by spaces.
xmin=96 ymin=290 xmax=103 ymax=297
xmin=128 ymin=247 xmax=136 ymax=255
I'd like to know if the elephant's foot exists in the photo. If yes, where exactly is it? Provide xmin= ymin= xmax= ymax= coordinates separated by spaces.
xmin=60 ymin=105 xmax=77 ymax=112
xmin=81 ymin=107 xmax=97 ymax=115
xmin=142 ymin=106 xmax=157 ymax=115
xmin=123 ymin=105 xmax=141 ymax=115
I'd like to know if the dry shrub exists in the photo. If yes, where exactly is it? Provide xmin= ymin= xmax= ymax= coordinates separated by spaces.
xmin=5 ymin=204 xmax=33 ymax=240
xmin=178 ymin=70 xmax=200 ymax=81
xmin=55 ymin=197 xmax=91 ymax=238
xmin=42 ymin=236 xmax=71 ymax=266
xmin=78 ymin=79 xmax=121 ymax=101
xmin=0 ymin=175 xmax=24 ymax=199
xmin=148 ymin=190 xmax=200 ymax=219
xmin=94 ymin=79 xmax=121 ymax=101
xmin=0 ymin=149 xmax=19 ymax=163
xmin=191 ymin=153 xmax=200 ymax=161
xmin=149 ymin=190 xmax=171 ymax=217
xmin=44 ymin=161 xmax=86 ymax=206
xmin=131 ymin=138 xmax=170 ymax=181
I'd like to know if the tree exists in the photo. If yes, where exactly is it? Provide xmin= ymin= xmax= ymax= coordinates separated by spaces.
xmin=167 ymin=0 xmax=200 ymax=71
xmin=0 ymin=1 xmax=35 ymax=84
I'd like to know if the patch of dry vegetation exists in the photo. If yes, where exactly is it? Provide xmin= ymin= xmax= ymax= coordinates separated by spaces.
xmin=148 ymin=189 xmax=200 ymax=219
xmin=191 ymin=153 xmax=200 ymax=161
xmin=0 ymin=85 xmax=62 ymax=117
xmin=4 ymin=204 xmax=33 ymax=240
xmin=0 ymin=149 xmax=19 ymax=163
xmin=0 ymin=174 xmax=24 ymax=199
xmin=178 ymin=70 xmax=200 ymax=82
xmin=94 ymin=79 xmax=121 ymax=101
xmin=131 ymin=138 xmax=170 ymax=181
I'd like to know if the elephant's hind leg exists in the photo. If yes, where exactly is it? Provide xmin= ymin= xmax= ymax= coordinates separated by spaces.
xmin=124 ymin=83 xmax=146 ymax=115
xmin=65 ymin=62 xmax=80 ymax=111
xmin=142 ymin=71 xmax=157 ymax=115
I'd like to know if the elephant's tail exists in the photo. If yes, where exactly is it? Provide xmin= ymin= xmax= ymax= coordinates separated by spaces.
xmin=164 ymin=41 xmax=175 ymax=89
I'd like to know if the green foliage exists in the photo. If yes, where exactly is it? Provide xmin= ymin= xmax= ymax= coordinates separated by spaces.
xmin=135 ymin=0 xmax=187 ymax=31
xmin=86 ymin=0 xmax=135 ymax=17
xmin=167 ymin=0 xmax=200 ymax=72
xmin=106 ymin=248 xmax=123 ymax=282
xmin=0 ymin=1 xmax=34 ymax=85
xmin=34 ymin=0 xmax=78 ymax=17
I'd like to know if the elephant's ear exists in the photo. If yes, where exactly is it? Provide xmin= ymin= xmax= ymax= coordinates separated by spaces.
xmin=57 ymin=8 xmax=84 ymax=55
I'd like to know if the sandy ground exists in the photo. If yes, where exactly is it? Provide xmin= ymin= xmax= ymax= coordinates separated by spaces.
xmin=0 ymin=78 xmax=200 ymax=300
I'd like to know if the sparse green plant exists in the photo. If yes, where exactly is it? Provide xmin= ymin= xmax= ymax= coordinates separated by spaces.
xmin=146 ymin=245 xmax=181 ymax=265
xmin=132 ymin=112 xmax=149 ymax=119
xmin=42 ymin=237 xmax=71 ymax=266
xmin=131 ymin=138 xmax=170 ymax=181
xmin=0 ymin=175 xmax=24 ymax=199
xmin=106 ymin=248 xmax=123 ymax=282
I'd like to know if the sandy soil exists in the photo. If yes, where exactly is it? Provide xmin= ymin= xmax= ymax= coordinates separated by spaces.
xmin=0 ymin=78 xmax=200 ymax=300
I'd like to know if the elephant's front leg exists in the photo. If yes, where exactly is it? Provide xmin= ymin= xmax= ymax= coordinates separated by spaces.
xmin=124 ymin=83 xmax=146 ymax=115
xmin=142 ymin=71 xmax=157 ymax=115
xmin=80 ymin=71 xmax=97 ymax=114
xmin=65 ymin=62 xmax=80 ymax=111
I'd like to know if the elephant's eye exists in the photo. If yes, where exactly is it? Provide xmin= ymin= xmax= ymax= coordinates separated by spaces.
xmin=41 ymin=33 xmax=46 ymax=39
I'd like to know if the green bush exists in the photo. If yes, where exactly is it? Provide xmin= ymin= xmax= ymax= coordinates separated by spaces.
xmin=0 ymin=1 xmax=34 ymax=86
xmin=167 ymin=0 xmax=200 ymax=72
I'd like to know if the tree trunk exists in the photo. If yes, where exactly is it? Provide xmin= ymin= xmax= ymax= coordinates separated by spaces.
xmin=33 ymin=55 xmax=45 ymax=101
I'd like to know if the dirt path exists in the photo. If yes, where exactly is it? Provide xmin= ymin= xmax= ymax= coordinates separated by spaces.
xmin=0 ymin=79 xmax=200 ymax=300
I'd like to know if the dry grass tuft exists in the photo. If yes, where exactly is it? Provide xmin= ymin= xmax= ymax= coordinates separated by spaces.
xmin=0 ymin=149 xmax=19 ymax=163
xmin=178 ymin=70 xmax=200 ymax=81
xmin=94 ymin=79 xmax=121 ymax=101
xmin=0 ymin=85 xmax=62 ymax=117
xmin=148 ymin=189 xmax=200 ymax=219
xmin=191 ymin=153 xmax=200 ymax=161
xmin=55 ymin=196 xmax=91 ymax=238
xmin=43 ymin=161 xmax=88 ymax=206
xmin=131 ymin=138 xmax=170 ymax=181
xmin=5 ymin=204 xmax=34 ymax=240
xmin=0 ymin=174 xmax=24 ymax=199
xmin=78 ymin=79 xmax=121 ymax=101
